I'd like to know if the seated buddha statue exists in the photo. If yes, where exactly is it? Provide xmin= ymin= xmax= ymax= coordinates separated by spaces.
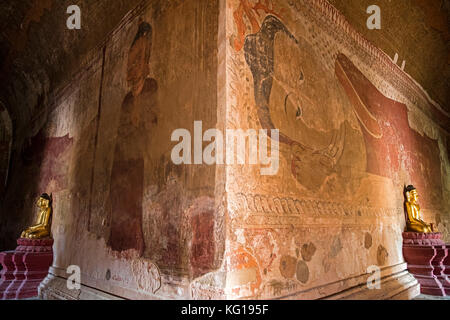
xmin=404 ymin=185 xmax=435 ymax=233
xmin=21 ymin=193 xmax=53 ymax=239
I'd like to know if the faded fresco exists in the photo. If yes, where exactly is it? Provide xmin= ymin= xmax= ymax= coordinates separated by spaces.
xmin=221 ymin=0 xmax=450 ymax=299
xmin=1 ymin=0 xmax=448 ymax=300
xmin=81 ymin=0 xmax=220 ymax=296
xmin=241 ymin=13 xmax=443 ymax=208
xmin=335 ymin=53 xmax=444 ymax=210
xmin=243 ymin=15 xmax=361 ymax=193
xmin=108 ymin=21 xmax=158 ymax=255
xmin=2 ymin=0 xmax=222 ymax=300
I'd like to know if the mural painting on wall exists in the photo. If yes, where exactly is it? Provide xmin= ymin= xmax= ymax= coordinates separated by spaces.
xmin=108 ymin=21 xmax=158 ymax=256
xmin=93 ymin=6 xmax=218 ymax=279
xmin=21 ymin=128 xmax=74 ymax=193
xmin=224 ymin=0 xmax=447 ymax=298
xmin=243 ymin=15 xmax=354 ymax=193
xmin=335 ymin=53 xmax=443 ymax=209
xmin=236 ymin=2 xmax=443 ymax=209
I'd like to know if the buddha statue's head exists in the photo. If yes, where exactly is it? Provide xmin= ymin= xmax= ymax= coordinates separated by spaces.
xmin=127 ymin=22 xmax=152 ymax=96
xmin=37 ymin=193 xmax=52 ymax=209
xmin=405 ymin=185 xmax=418 ymax=204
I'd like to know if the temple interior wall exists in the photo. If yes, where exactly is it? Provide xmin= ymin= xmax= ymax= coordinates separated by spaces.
xmin=219 ymin=0 xmax=450 ymax=299
xmin=0 ymin=0 xmax=448 ymax=300
xmin=1 ymin=0 xmax=223 ymax=299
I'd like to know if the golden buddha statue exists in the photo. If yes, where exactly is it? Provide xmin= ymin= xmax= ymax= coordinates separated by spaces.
xmin=404 ymin=185 xmax=435 ymax=233
xmin=21 ymin=193 xmax=53 ymax=239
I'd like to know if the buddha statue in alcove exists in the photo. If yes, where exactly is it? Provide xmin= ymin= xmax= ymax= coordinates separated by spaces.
xmin=404 ymin=185 xmax=435 ymax=233
xmin=21 ymin=193 xmax=53 ymax=239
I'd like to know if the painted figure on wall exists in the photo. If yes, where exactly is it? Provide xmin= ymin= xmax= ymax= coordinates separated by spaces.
xmin=243 ymin=15 xmax=443 ymax=208
xmin=108 ymin=22 xmax=158 ymax=255
xmin=244 ymin=15 xmax=363 ymax=192
xmin=335 ymin=53 xmax=443 ymax=209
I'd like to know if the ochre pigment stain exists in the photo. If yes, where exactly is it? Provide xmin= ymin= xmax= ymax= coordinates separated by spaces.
xmin=364 ymin=233 xmax=373 ymax=250
xmin=279 ymin=255 xmax=297 ymax=279
xmin=301 ymin=242 xmax=317 ymax=262
xmin=377 ymin=245 xmax=389 ymax=266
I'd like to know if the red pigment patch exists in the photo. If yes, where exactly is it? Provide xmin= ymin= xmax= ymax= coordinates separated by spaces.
xmin=336 ymin=53 xmax=443 ymax=209
xmin=190 ymin=208 xmax=215 ymax=278
xmin=108 ymin=158 xmax=145 ymax=255
xmin=156 ymin=187 xmax=183 ymax=268
xmin=21 ymin=128 xmax=74 ymax=192
xmin=161 ymin=222 xmax=181 ymax=267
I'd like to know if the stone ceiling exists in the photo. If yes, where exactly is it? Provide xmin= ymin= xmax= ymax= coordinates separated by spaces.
xmin=0 ymin=0 xmax=448 ymax=135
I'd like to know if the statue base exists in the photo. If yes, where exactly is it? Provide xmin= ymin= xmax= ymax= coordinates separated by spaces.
xmin=402 ymin=232 xmax=449 ymax=296
xmin=0 ymin=238 xmax=53 ymax=300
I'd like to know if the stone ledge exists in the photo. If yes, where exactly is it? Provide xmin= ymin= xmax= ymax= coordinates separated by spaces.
xmin=39 ymin=273 xmax=123 ymax=300
xmin=276 ymin=263 xmax=419 ymax=300
xmin=39 ymin=263 xmax=420 ymax=300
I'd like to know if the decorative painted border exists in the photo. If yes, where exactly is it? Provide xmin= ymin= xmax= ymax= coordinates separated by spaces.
xmin=232 ymin=193 xmax=402 ymax=218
